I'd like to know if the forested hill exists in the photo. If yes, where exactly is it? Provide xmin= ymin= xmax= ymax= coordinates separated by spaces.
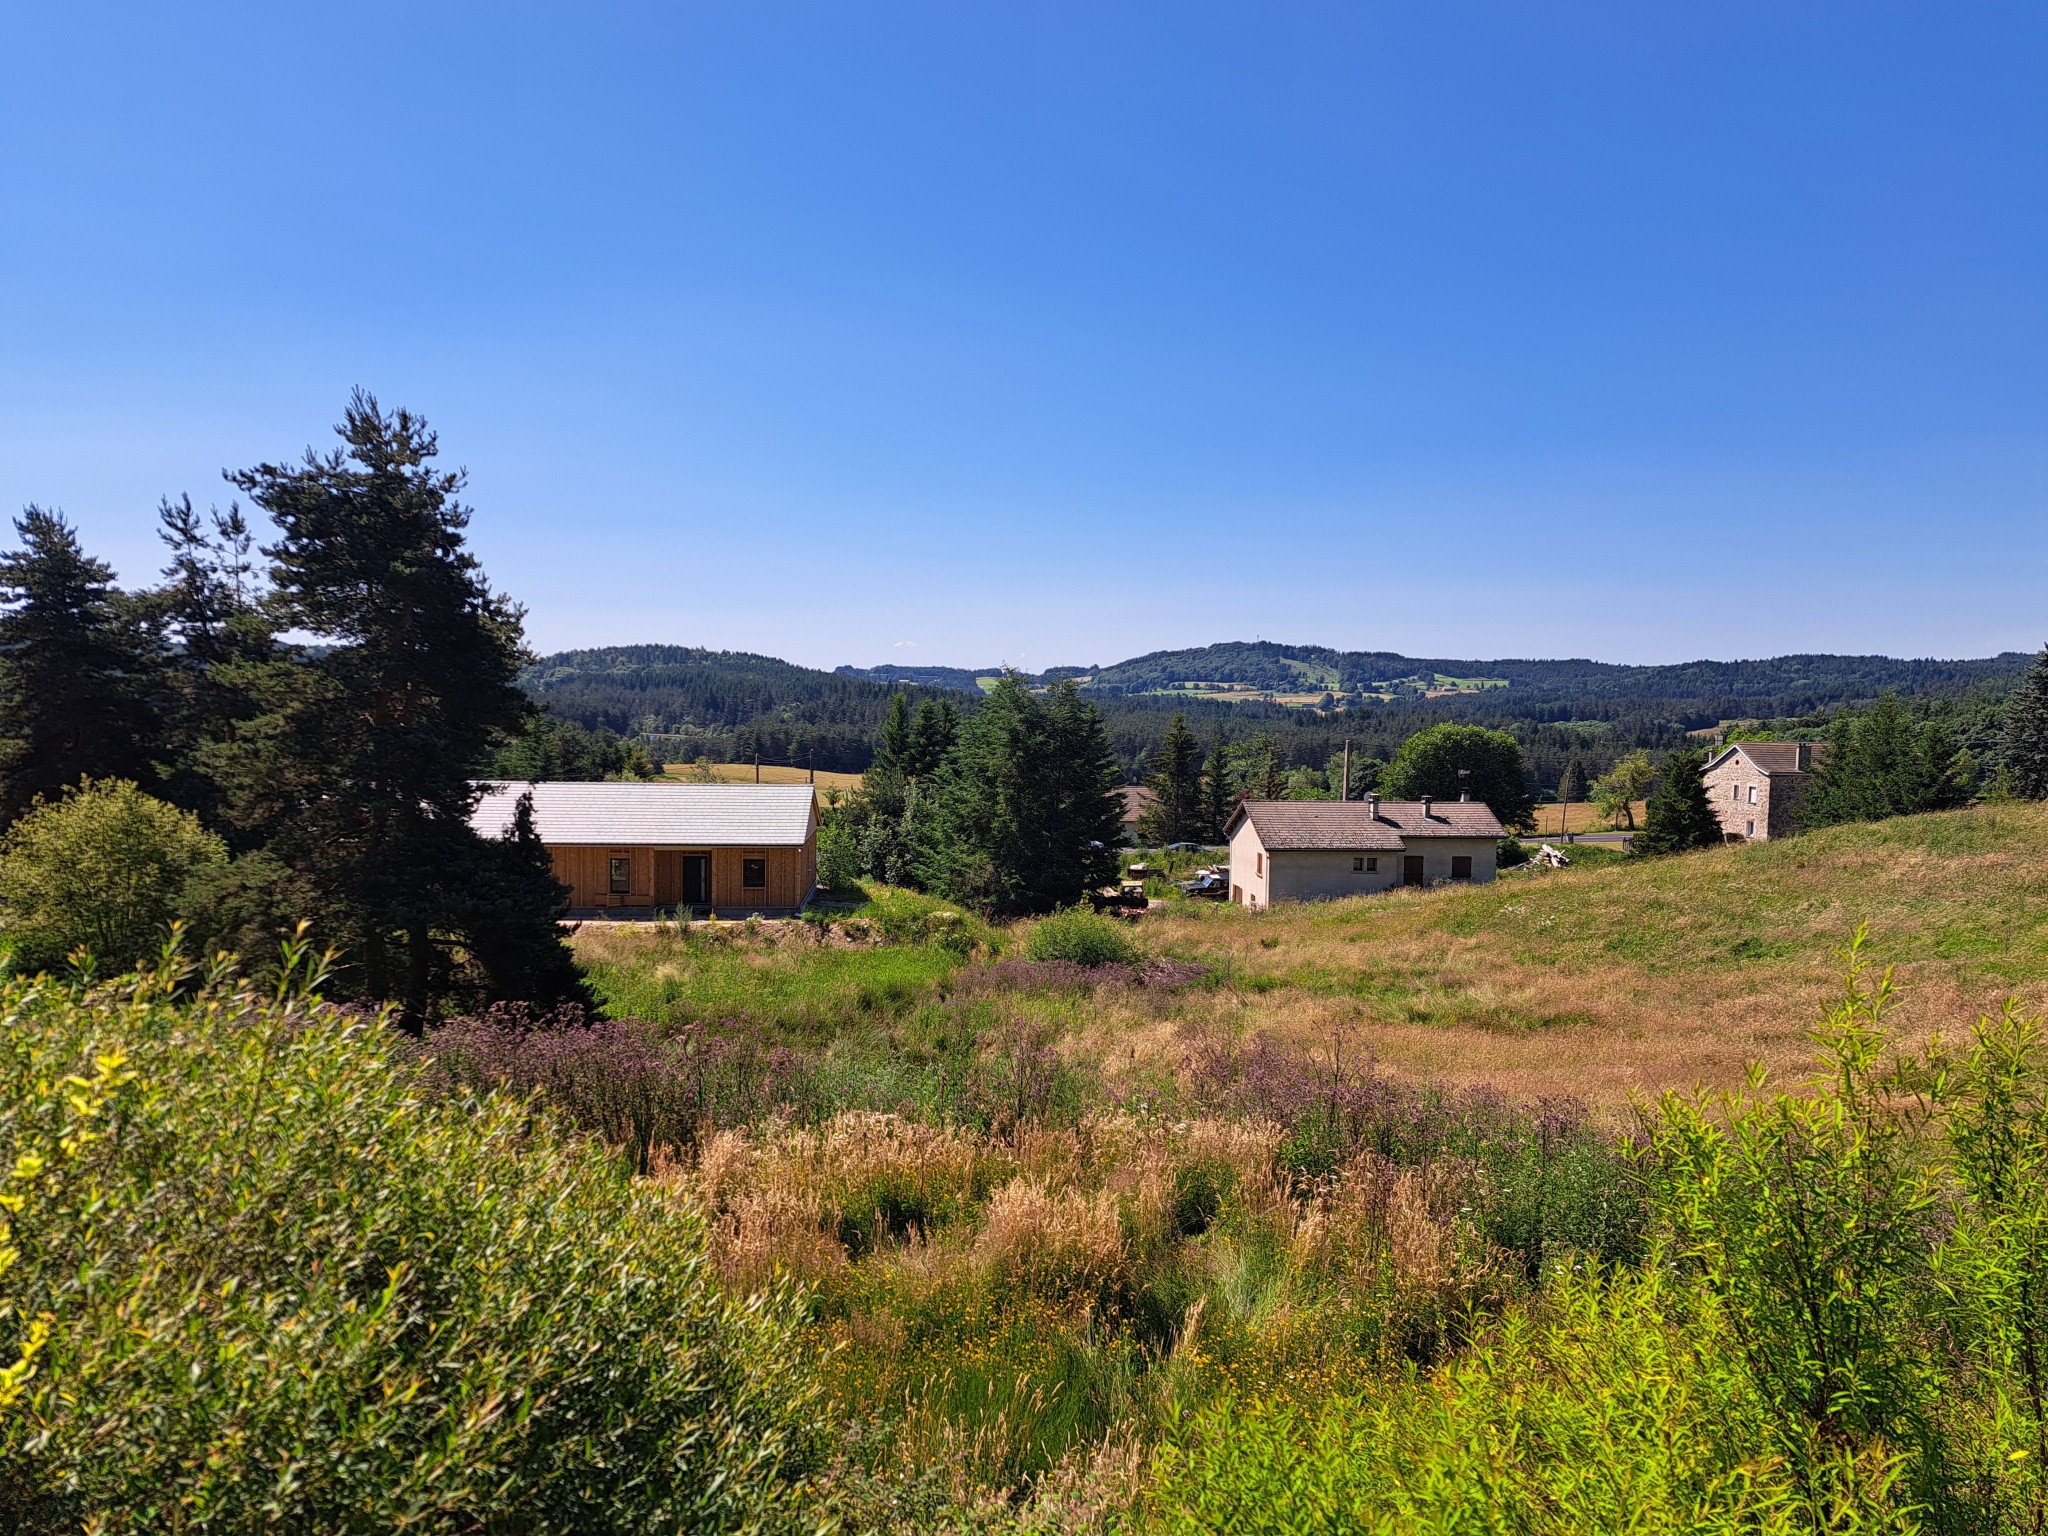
xmin=1085 ymin=639 xmax=2031 ymax=706
xmin=520 ymin=645 xmax=956 ymax=773
xmin=524 ymin=641 xmax=2032 ymax=784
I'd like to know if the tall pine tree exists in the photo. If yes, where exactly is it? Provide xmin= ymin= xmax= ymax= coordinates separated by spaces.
xmin=2000 ymin=645 xmax=2048 ymax=799
xmin=918 ymin=675 xmax=1120 ymax=915
xmin=1138 ymin=712 xmax=1204 ymax=844
xmin=1632 ymin=749 xmax=1722 ymax=856
xmin=0 ymin=508 xmax=161 ymax=826
xmin=1200 ymin=735 xmax=1233 ymax=843
xmin=217 ymin=393 xmax=581 ymax=1021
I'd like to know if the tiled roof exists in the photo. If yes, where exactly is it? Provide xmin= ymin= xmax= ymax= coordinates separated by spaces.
xmin=1226 ymin=798 xmax=1505 ymax=850
xmin=470 ymin=781 xmax=815 ymax=846
xmin=1707 ymin=742 xmax=1822 ymax=776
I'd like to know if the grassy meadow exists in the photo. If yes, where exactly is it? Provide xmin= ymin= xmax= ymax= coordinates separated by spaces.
xmin=497 ymin=802 xmax=2048 ymax=1524
xmin=25 ymin=805 xmax=2048 ymax=1529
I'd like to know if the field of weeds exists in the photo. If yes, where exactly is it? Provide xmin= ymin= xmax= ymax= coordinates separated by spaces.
xmin=428 ymin=801 xmax=2048 ymax=1527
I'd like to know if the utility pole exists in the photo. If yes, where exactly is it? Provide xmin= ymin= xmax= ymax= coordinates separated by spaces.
xmin=1341 ymin=739 xmax=1351 ymax=801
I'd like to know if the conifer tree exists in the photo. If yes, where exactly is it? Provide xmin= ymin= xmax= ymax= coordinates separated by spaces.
xmin=875 ymin=692 xmax=914 ymax=775
xmin=216 ymin=393 xmax=582 ymax=1021
xmin=1139 ymin=712 xmax=1204 ymax=844
xmin=1801 ymin=694 xmax=1972 ymax=828
xmin=919 ymin=675 xmax=1120 ymax=914
xmin=0 ymin=508 xmax=161 ymax=826
xmin=1632 ymin=749 xmax=1722 ymax=856
xmin=1200 ymin=736 xmax=1233 ymax=843
xmin=905 ymin=698 xmax=960 ymax=781
xmin=2000 ymin=645 xmax=2048 ymax=799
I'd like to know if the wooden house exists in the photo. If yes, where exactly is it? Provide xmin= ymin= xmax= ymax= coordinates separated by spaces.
xmin=471 ymin=781 xmax=819 ymax=917
xmin=1224 ymin=794 xmax=1505 ymax=907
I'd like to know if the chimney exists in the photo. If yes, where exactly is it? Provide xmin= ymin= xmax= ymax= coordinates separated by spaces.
xmin=1459 ymin=789 xmax=1470 ymax=802
xmin=1421 ymin=795 xmax=1434 ymax=818
xmin=1367 ymin=793 xmax=1380 ymax=819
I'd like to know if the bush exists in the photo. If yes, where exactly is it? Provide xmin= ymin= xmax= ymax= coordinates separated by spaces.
xmin=1023 ymin=906 xmax=1138 ymax=968
xmin=1145 ymin=1264 xmax=1909 ymax=1534
xmin=0 ymin=778 xmax=225 ymax=975
xmin=0 ymin=955 xmax=821 ymax=1533
xmin=1495 ymin=836 xmax=1530 ymax=868
xmin=817 ymin=821 xmax=862 ymax=894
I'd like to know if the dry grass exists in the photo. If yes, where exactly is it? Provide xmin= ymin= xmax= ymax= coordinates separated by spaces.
xmin=1526 ymin=798 xmax=1647 ymax=835
xmin=1135 ymin=804 xmax=2048 ymax=1114
xmin=662 ymin=760 xmax=864 ymax=790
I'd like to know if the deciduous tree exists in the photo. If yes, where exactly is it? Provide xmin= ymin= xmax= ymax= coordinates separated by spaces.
xmin=1590 ymin=749 xmax=1654 ymax=831
xmin=1379 ymin=723 xmax=1537 ymax=830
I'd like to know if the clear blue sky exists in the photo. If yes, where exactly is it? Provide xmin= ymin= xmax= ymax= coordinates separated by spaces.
xmin=3 ymin=3 xmax=2042 ymax=670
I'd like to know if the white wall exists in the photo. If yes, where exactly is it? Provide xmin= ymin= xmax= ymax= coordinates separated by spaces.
xmin=1401 ymin=837 xmax=1499 ymax=885
xmin=1226 ymin=819 xmax=1270 ymax=907
xmin=1268 ymin=849 xmax=1402 ymax=902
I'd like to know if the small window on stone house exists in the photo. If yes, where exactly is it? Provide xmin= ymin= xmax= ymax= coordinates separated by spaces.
xmin=1732 ymin=784 xmax=1741 ymax=801
xmin=1748 ymin=784 xmax=1758 ymax=805
xmin=1746 ymin=820 xmax=1755 ymax=837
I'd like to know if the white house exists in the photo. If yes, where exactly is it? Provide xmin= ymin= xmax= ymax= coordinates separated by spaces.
xmin=1224 ymin=795 xmax=1506 ymax=908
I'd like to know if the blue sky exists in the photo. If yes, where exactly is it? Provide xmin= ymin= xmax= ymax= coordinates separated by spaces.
xmin=3 ymin=3 xmax=2043 ymax=669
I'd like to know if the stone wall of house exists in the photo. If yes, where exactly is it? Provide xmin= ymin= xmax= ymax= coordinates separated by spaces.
xmin=1703 ymin=755 xmax=1811 ymax=841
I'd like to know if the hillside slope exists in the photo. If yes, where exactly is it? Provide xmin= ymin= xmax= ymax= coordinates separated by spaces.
xmin=1137 ymin=803 xmax=2048 ymax=1111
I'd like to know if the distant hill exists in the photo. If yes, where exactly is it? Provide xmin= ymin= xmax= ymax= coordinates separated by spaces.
xmin=1086 ymin=639 xmax=2029 ymax=708
xmin=833 ymin=664 xmax=992 ymax=693
xmin=527 ymin=640 xmax=2031 ymax=784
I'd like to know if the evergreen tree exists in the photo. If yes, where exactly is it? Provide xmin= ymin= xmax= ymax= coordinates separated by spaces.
xmin=1632 ymin=749 xmax=1723 ymax=856
xmin=0 ymin=508 xmax=161 ymax=827
xmin=144 ymin=495 xmax=279 ymax=826
xmin=1802 ymin=694 xmax=1973 ymax=828
xmin=1200 ymin=736 xmax=1233 ymax=843
xmin=1379 ymin=723 xmax=1538 ymax=830
xmin=216 ymin=393 xmax=581 ymax=1021
xmin=875 ymin=693 xmax=914 ymax=775
xmin=2000 ymin=645 xmax=2048 ymax=799
xmin=1241 ymin=732 xmax=1284 ymax=800
xmin=1138 ymin=712 xmax=1204 ymax=843
xmin=919 ymin=675 xmax=1120 ymax=915
xmin=905 ymin=698 xmax=960 ymax=781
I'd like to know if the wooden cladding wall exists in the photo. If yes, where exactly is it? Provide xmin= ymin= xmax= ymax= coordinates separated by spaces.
xmin=549 ymin=842 xmax=816 ymax=911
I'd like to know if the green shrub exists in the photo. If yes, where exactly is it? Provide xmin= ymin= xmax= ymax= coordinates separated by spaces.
xmin=1146 ymin=1264 xmax=1910 ymax=1534
xmin=0 ymin=952 xmax=821 ymax=1533
xmin=817 ymin=821 xmax=861 ymax=894
xmin=1022 ymin=907 xmax=1137 ymax=968
xmin=0 ymin=778 xmax=225 ymax=975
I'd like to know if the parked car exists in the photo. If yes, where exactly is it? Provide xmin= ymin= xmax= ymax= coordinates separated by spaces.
xmin=1178 ymin=865 xmax=1230 ymax=900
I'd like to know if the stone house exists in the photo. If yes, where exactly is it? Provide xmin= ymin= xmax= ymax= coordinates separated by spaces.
xmin=1700 ymin=742 xmax=1823 ymax=841
xmin=1223 ymin=794 xmax=1505 ymax=908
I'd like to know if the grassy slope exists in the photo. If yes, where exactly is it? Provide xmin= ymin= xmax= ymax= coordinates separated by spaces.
xmin=1137 ymin=803 xmax=2048 ymax=1110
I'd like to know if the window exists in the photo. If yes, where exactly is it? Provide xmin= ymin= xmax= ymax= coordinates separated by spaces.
xmin=1255 ymin=851 xmax=1263 ymax=875
xmin=1732 ymin=785 xmax=1741 ymax=801
xmin=1451 ymin=855 xmax=1473 ymax=880
xmin=1745 ymin=820 xmax=1755 ymax=837
xmin=1353 ymin=857 xmax=1364 ymax=871
xmin=608 ymin=857 xmax=631 ymax=895
xmin=1366 ymin=857 xmax=1377 ymax=872
xmin=742 ymin=858 xmax=767 ymax=890
xmin=1748 ymin=784 xmax=1758 ymax=805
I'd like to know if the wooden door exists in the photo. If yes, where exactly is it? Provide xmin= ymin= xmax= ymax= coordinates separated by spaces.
xmin=682 ymin=855 xmax=711 ymax=907
xmin=1403 ymin=855 xmax=1425 ymax=886
xmin=654 ymin=852 xmax=682 ymax=906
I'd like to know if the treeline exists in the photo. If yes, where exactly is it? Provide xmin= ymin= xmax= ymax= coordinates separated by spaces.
xmin=0 ymin=394 xmax=583 ymax=1020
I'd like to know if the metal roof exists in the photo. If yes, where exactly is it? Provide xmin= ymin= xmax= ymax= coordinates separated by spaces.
xmin=1226 ymin=798 xmax=1505 ymax=850
xmin=471 ymin=781 xmax=816 ymax=847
